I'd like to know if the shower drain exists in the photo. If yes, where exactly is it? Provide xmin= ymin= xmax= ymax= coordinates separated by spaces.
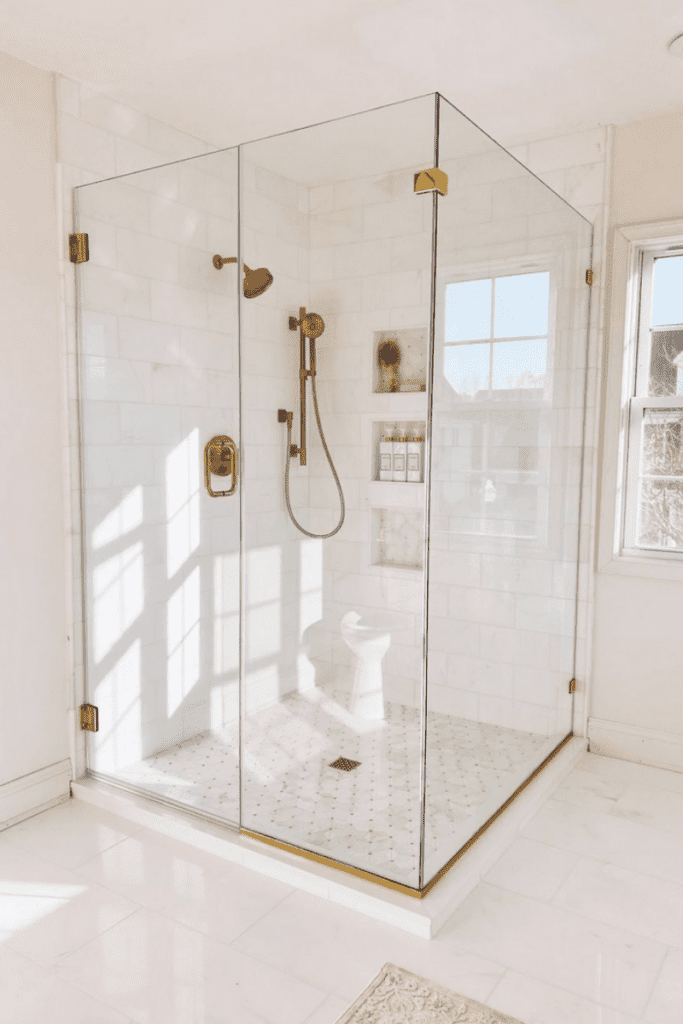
xmin=329 ymin=757 xmax=361 ymax=772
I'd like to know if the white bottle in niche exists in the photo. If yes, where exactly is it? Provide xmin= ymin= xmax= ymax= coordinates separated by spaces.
xmin=407 ymin=423 xmax=425 ymax=482
xmin=378 ymin=423 xmax=393 ymax=481
xmin=392 ymin=422 xmax=407 ymax=482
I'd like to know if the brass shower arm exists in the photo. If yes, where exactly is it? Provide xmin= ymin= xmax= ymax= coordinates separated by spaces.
xmin=213 ymin=255 xmax=252 ymax=271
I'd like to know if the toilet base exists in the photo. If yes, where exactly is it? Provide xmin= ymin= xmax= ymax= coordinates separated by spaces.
xmin=351 ymin=656 xmax=386 ymax=720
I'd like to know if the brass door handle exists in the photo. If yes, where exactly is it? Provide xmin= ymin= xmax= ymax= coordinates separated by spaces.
xmin=204 ymin=435 xmax=238 ymax=496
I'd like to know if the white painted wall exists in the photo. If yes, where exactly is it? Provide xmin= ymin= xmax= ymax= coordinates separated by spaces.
xmin=591 ymin=112 xmax=683 ymax=772
xmin=0 ymin=52 xmax=71 ymax=826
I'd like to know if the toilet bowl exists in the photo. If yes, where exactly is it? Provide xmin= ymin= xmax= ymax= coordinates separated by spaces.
xmin=340 ymin=610 xmax=403 ymax=720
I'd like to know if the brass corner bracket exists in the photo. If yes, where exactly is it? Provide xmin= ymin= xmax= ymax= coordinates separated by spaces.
xmin=414 ymin=168 xmax=448 ymax=196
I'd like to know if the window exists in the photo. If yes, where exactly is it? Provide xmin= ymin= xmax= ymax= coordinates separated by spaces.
xmin=440 ymin=270 xmax=552 ymax=541
xmin=444 ymin=271 xmax=550 ymax=399
xmin=624 ymin=251 xmax=683 ymax=554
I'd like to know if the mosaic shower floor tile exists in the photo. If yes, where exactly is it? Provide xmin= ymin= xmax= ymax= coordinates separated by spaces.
xmin=112 ymin=683 xmax=549 ymax=885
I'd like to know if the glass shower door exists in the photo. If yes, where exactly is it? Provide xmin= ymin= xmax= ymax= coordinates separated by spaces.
xmin=75 ymin=149 xmax=242 ymax=822
xmin=238 ymin=96 xmax=437 ymax=890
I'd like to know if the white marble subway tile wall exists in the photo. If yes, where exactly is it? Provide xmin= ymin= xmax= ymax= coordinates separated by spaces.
xmin=239 ymin=158 xmax=313 ymax=708
xmin=75 ymin=150 xmax=242 ymax=771
xmin=426 ymin=125 xmax=605 ymax=738
xmin=307 ymin=167 xmax=432 ymax=708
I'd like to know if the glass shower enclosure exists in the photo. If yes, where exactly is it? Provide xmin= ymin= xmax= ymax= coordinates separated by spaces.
xmin=74 ymin=93 xmax=592 ymax=894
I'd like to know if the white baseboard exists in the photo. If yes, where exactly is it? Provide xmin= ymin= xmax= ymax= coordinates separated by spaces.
xmin=0 ymin=759 xmax=72 ymax=831
xmin=588 ymin=717 xmax=683 ymax=773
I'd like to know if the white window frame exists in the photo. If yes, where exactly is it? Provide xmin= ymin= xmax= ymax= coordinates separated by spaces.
xmin=599 ymin=218 xmax=683 ymax=578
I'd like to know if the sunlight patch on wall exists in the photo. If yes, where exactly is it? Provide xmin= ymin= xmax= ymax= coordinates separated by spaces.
xmin=92 ymin=486 xmax=143 ymax=550
xmin=93 ymin=542 xmax=144 ymax=663
xmin=166 ymin=429 xmax=200 ymax=579
xmin=167 ymin=566 xmax=201 ymax=717
xmin=213 ymin=552 xmax=239 ymax=675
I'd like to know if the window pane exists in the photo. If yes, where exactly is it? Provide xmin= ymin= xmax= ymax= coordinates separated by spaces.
xmin=492 ymin=338 xmax=547 ymax=393
xmin=647 ymin=329 xmax=683 ymax=397
xmin=494 ymin=272 xmax=549 ymax=338
xmin=652 ymin=255 xmax=683 ymax=327
xmin=637 ymin=407 xmax=683 ymax=549
xmin=445 ymin=279 xmax=491 ymax=341
xmin=444 ymin=343 xmax=489 ymax=397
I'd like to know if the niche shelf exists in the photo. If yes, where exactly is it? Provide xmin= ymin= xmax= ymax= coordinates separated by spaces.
xmin=370 ymin=507 xmax=424 ymax=571
xmin=373 ymin=328 xmax=427 ymax=394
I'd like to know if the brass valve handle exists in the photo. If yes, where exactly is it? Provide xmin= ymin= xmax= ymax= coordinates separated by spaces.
xmin=204 ymin=435 xmax=238 ymax=496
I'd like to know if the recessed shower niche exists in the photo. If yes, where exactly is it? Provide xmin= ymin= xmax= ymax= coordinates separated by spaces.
xmin=371 ymin=507 xmax=424 ymax=570
xmin=73 ymin=92 xmax=592 ymax=897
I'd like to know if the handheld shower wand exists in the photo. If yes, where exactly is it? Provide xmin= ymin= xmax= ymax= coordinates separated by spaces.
xmin=278 ymin=308 xmax=345 ymax=539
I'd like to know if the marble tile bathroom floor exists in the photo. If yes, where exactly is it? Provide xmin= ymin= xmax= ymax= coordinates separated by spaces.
xmin=110 ymin=683 xmax=549 ymax=885
xmin=2 ymin=752 xmax=682 ymax=1022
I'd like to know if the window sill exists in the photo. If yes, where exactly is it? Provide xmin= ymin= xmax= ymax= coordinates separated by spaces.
xmin=598 ymin=553 xmax=683 ymax=582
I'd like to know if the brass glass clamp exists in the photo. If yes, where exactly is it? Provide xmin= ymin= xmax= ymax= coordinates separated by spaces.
xmin=204 ymin=435 xmax=238 ymax=496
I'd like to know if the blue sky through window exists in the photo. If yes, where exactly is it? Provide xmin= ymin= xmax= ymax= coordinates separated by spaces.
xmin=444 ymin=272 xmax=549 ymax=395
xmin=652 ymin=256 xmax=683 ymax=327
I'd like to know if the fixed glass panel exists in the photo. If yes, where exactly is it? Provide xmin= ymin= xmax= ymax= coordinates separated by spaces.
xmin=423 ymin=96 xmax=592 ymax=885
xmin=239 ymin=95 xmax=435 ymax=888
xmin=76 ymin=150 xmax=241 ymax=821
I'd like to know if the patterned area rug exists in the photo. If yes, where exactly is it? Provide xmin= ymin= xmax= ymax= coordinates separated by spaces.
xmin=335 ymin=963 xmax=524 ymax=1024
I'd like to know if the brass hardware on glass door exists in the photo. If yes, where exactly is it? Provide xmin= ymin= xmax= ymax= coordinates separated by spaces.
xmin=204 ymin=436 xmax=238 ymax=496
xmin=413 ymin=168 xmax=448 ymax=196
xmin=69 ymin=233 xmax=89 ymax=263
xmin=80 ymin=703 xmax=98 ymax=731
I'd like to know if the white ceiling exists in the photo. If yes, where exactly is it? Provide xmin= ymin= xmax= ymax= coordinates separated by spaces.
xmin=3 ymin=0 xmax=683 ymax=149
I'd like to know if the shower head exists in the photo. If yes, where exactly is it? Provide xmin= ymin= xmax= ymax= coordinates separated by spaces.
xmin=212 ymin=255 xmax=273 ymax=298
xmin=300 ymin=312 xmax=325 ymax=339
xmin=243 ymin=264 xmax=274 ymax=298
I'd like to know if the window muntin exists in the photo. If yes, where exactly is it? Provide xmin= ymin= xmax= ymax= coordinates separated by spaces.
xmin=444 ymin=271 xmax=550 ymax=400
xmin=441 ymin=270 xmax=551 ymax=541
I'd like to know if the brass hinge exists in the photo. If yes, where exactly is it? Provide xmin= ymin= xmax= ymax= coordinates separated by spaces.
xmin=585 ymin=269 xmax=593 ymax=285
xmin=414 ymin=167 xmax=448 ymax=196
xmin=79 ymin=703 xmax=99 ymax=731
xmin=69 ymin=233 xmax=89 ymax=264
xmin=568 ymin=678 xmax=577 ymax=694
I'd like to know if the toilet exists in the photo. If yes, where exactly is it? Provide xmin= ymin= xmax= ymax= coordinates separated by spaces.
xmin=340 ymin=610 xmax=403 ymax=720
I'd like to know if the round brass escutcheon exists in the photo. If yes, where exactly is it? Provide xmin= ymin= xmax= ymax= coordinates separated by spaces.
xmin=301 ymin=312 xmax=325 ymax=339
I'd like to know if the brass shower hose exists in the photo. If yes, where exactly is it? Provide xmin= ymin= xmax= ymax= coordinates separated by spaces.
xmin=283 ymin=373 xmax=345 ymax=539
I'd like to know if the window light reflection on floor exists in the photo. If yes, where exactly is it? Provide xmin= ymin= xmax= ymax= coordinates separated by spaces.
xmin=0 ymin=883 xmax=87 ymax=940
